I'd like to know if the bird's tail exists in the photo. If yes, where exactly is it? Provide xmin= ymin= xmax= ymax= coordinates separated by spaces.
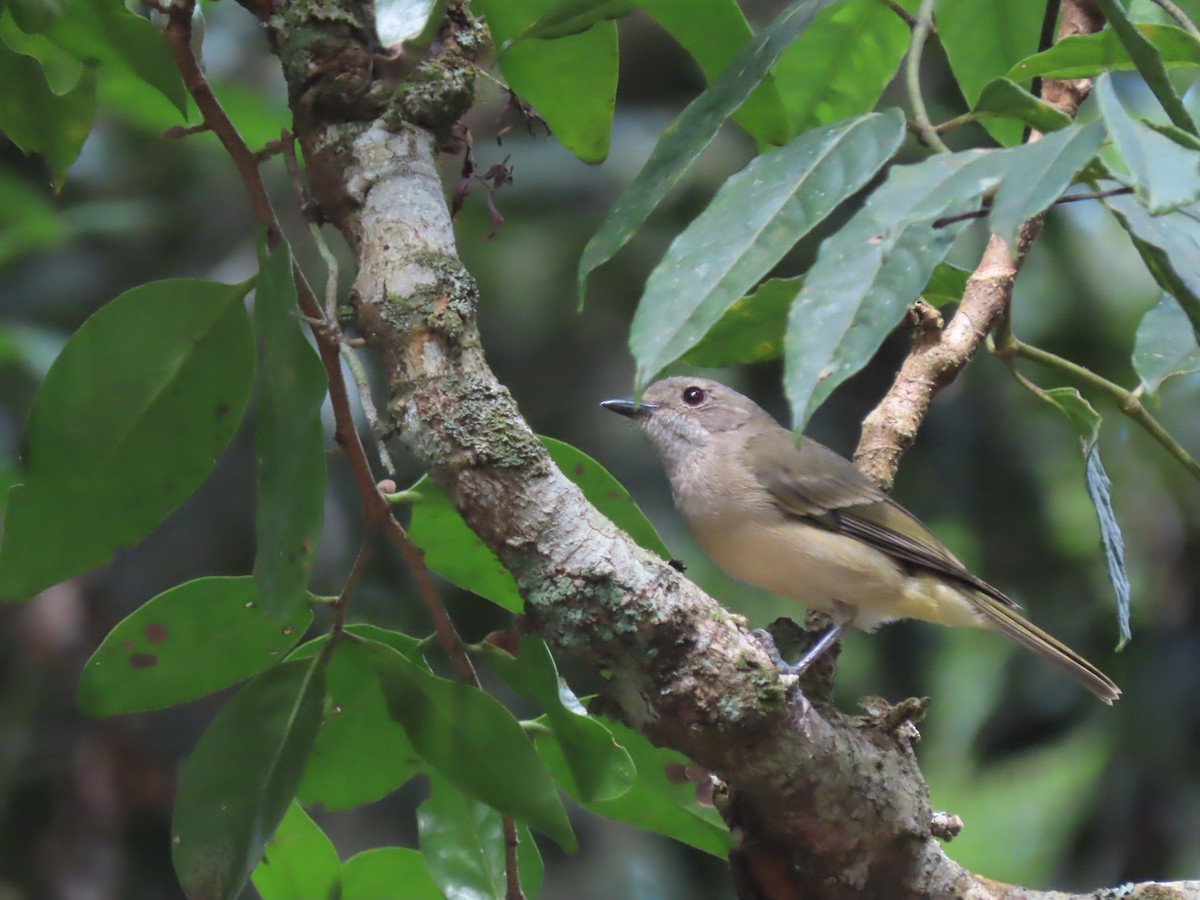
xmin=973 ymin=594 xmax=1121 ymax=704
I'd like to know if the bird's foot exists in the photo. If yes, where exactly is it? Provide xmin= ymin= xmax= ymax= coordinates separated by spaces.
xmin=752 ymin=621 xmax=847 ymax=678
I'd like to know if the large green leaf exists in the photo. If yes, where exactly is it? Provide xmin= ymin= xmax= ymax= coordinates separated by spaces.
xmin=483 ymin=636 xmax=635 ymax=803
xmin=173 ymin=657 xmax=326 ymax=900
xmin=43 ymin=0 xmax=186 ymax=115
xmin=1096 ymin=73 xmax=1200 ymax=214
xmin=770 ymin=0 xmax=916 ymax=135
xmin=78 ymin=576 xmax=312 ymax=716
xmin=971 ymin=78 xmax=1074 ymax=134
xmin=253 ymin=241 xmax=328 ymax=619
xmin=341 ymin=848 xmax=443 ymax=900
xmin=1092 ymin=0 xmax=1197 ymax=135
xmin=1008 ymin=24 xmax=1200 ymax=81
xmin=785 ymin=150 xmax=1009 ymax=430
xmin=250 ymin=801 xmax=340 ymax=900
xmin=638 ymin=0 xmax=790 ymax=146
xmin=577 ymin=0 xmax=836 ymax=299
xmin=682 ymin=276 xmax=801 ymax=368
xmin=418 ymin=772 xmax=544 ymax=900
xmin=0 ymin=33 xmax=95 ymax=190
xmin=293 ymin=630 xmax=425 ymax=810
xmin=407 ymin=436 xmax=670 ymax=611
xmin=0 ymin=278 xmax=255 ymax=601
xmin=1106 ymin=191 xmax=1200 ymax=336
xmin=537 ymin=715 xmax=732 ymax=857
xmin=990 ymin=120 xmax=1107 ymax=246
xmin=475 ymin=0 xmax=617 ymax=164
xmin=362 ymin=637 xmax=576 ymax=851
xmin=935 ymin=0 xmax=1044 ymax=146
xmin=629 ymin=110 xmax=905 ymax=390
xmin=1133 ymin=292 xmax=1200 ymax=393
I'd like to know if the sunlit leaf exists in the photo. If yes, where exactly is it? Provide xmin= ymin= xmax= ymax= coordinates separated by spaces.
xmin=362 ymin=637 xmax=577 ymax=850
xmin=922 ymin=263 xmax=972 ymax=307
xmin=935 ymin=0 xmax=1044 ymax=145
xmin=990 ymin=120 xmax=1107 ymax=246
xmin=475 ymin=0 xmax=617 ymax=164
xmin=251 ymin=802 xmax=340 ymax=900
xmin=577 ymin=0 xmax=837 ymax=300
xmin=418 ymin=772 xmax=544 ymax=900
xmin=1008 ymin=23 xmax=1200 ymax=81
xmin=253 ymin=241 xmax=328 ymax=619
xmin=0 ymin=278 xmax=255 ymax=601
xmin=78 ymin=577 xmax=312 ymax=716
xmin=173 ymin=657 xmax=326 ymax=900
xmin=630 ymin=110 xmax=905 ymax=390
xmin=1132 ymin=291 xmax=1200 ymax=393
xmin=341 ymin=847 xmax=443 ymax=900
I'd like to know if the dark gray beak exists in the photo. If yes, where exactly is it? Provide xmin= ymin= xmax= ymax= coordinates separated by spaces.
xmin=600 ymin=398 xmax=659 ymax=419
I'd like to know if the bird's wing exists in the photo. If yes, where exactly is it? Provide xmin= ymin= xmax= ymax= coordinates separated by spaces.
xmin=744 ymin=429 xmax=1019 ymax=609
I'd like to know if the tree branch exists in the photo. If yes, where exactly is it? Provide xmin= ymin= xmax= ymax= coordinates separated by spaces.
xmin=854 ymin=0 xmax=1106 ymax=489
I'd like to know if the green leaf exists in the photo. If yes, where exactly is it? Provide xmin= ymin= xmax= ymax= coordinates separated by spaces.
xmin=407 ymin=436 xmax=670 ymax=610
xmin=935 ymin=0 xmax=1045 ymax=146
xmin=419 ymin=772 xmax=544 ymax=900
xmin=341 ymin=847 xmax=443 ymax=900
xmin=173 ymin=657 xmax=326 ymax=900
xmin=1007 ymin=24 xmax=1200 ymax=81
xmin=293 ymin=631 xmax=425 ymax=810
xmin=682 ymin=276 xmax=801 ymax=367
xmin=484 ymin=636 xmax=635 ymax=803
xmin=475 ymin=0 xmax=617 ymax=164
xmin=250 ymin=802 xmax=340 ymax=900
xmin=361 ymin=637 xmax=577 ymax=851
xmin=638 ymin=0 xmax=790 ymax=146
xmin=576 ymin=0 xmax=837 ymax=300
xmin=7 ymin=0 xmax=65 ymax=33
xmin=542 ymin=436 xmax=672 ymax=560
xmin=922 ymin=263 xmax=972 ymax=307
xmin=1132 ymin=292 xmax=1200 ymax=393
xmin=43 ymin=0 xmax=186 ymax=116
xmin=770 ymin=0 xmax=917 ymax=136
xmin=785 ymin=150 xmax=1008 ymax=430
xmin=513 ymin=0 xmax=635 ymax=42
xmin=0 ymin=34 xmax=96 ymax=190
xmin=253 ymin=241 xmax=328 ymax=619
xmin=629 ymin=110 xmax=905 ymax=390
xmin=972 ymin=77 xmax=1075 ymax=134
xmin=1041 ymin=386 xmax=1101 ymax=450
xmin=1096 ymin=73 xmax=1200 ymax=214
xmin=406 ymin=476 xmax=524 ymax=613
xmin=990 ymin=120 xmax=1107 ymax=247
xmin=78 ymin=576 xmax=312 ymax=716
xmin=1105 ymin=191 xmax=1200 ymax=336
xmin=1091 ymin=0 xmax=1198 ymax=135
xmin=0 ymin=278 xmax=255 ymax=601
xmin=536 ymin=715 xmax=732 ymax=857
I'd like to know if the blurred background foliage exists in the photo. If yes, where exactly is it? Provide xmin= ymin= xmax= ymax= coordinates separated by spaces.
xmin=1 ymin=0 xmax=1199 ymax=897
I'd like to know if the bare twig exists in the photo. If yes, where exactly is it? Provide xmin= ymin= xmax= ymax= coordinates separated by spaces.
xmin=1150 ymin=0 xmax=1200 ymax=36
xmin=905 ymin=0 xmax=951 ymax=153
xmin=333 ymin=535 xmax=376 ymax=634
xmin=503 ymin=816 xmax=526 ymax=900
xmin=878 ymin=0 xmax=920 ymax=30
xmin=931 ymin=187 xmax=1134 ymax=228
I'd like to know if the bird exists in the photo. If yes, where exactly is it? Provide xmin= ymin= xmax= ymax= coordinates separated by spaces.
xmin=601 ymin=376 xmax=1120 ymax=703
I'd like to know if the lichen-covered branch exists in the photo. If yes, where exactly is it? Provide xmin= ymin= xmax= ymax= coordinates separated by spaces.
xmin=853 ymin=0 xmax=1105 ymax=490
xmin=237 ymin=0 xmax=1198 ymax=896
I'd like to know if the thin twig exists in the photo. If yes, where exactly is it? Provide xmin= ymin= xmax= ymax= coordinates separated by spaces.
xmin=906 ymin=0 xmax=951 ymax=153
xmin=308 ymin=223 xmax=340 ymax=321
xmin=931 ymin=186 xmax=1134 ymax=228
xmin=503 ymin=816 xmax=526 ymax=900
xmin=333 ymin=535 xmax=376 ymax=634
xmin=878 ymin=0 xmax=920 ymax=30
xmin=993 ymin=335 xmax=1200 ymax=481
xmin=1150 ymin=0 xmax=1200 ymax=36
xmin=340 ymin=344 xmax=398 ymax=476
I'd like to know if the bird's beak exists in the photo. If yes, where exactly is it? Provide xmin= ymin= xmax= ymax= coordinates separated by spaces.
xmin=600 ymin=398 xmax=659 ymax=419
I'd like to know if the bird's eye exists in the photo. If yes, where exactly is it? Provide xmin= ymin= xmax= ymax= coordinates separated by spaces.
xmin=682 ymin=386 xmax=706 ymax=406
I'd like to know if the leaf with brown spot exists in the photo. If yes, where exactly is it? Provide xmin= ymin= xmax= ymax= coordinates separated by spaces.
xmin=143 ymin=622 xmax=167 ymax=645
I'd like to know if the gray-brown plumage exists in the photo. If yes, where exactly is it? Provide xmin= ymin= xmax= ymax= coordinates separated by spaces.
xmin=602 ymin=376 xmax=1120 ymax=703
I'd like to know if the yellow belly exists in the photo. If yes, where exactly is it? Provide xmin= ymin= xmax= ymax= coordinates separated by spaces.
xmin=690 ymin=516 xmax=987 ymax=632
